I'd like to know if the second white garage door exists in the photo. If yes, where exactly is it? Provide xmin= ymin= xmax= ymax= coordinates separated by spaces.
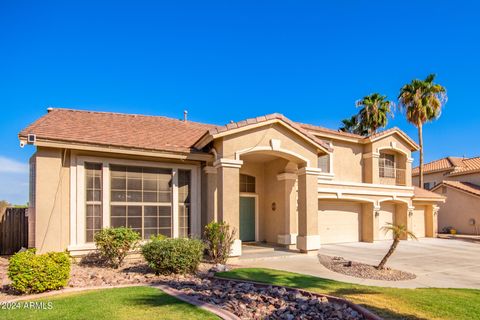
xmin=412 ymin=206 xmax=426 ymax=238
xmin=318 ymin=201 xmax=361 ymax=244
xmin=376 ymin=203 xmax=395 ymax=240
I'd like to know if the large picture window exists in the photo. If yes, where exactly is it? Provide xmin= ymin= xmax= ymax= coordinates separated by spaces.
xmin=110 ymin=165 xmax=173 ymax=239
xmin=85 ymin=163 xmax=103 ymax=242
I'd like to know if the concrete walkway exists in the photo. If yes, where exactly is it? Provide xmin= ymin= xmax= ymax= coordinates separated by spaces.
xmin=234 ymin=238 xmax=480 ymax=289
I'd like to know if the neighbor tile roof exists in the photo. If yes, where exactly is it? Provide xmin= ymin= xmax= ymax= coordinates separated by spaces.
xmin=413 ymin=156 xmax=480 ymax=176
xmin=19 ymin=108 xmax=215 ymax=153
xmin=205 ymin=113 xmax=333 ymax=152
xmin=436 ymin=181 xmax=480 ymax=198
xmin=413 ymin=186 xmax=445 ymax=200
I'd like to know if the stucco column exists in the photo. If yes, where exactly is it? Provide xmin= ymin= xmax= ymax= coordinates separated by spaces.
xmin=425 ymin=205 xmax=439 ymax=237
xmin=203 ymin=166 xmax=217 ymax=225
xmin=361 ymin=203 xmax=376 ymax=243
xmin=277 ymin=172 xmax=298 ymax=246
xmin=406 ymin=157 xmax=414 ymax=186
xmin=215 ymin=158 xmax=243 ymax=256
xmin=297 ymin=167 xmax=321 ymax=252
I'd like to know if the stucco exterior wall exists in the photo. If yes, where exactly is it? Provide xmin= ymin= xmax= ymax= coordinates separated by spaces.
xmin=433 ymin=187 xmax=480 ymax=234
xmin=413 ymin=170 xmax=449 ymax=188
xmin=330 ymin=140 xmax=363 ymax=183
xmin=217 ymin=123 xmax=320 ymax=166
xmin=34 ymin=147 xmax=70 ymax=253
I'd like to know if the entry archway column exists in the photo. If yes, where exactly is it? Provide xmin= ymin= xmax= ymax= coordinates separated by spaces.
xmin=297 ymin=167 xmax=321 ymax=252
xmin=214 ymin=158 xmax=243 ymax=256
xmin=277 ymin=172 xmax=298 ymax=247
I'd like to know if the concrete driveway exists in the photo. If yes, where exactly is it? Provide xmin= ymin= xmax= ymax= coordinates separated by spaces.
xmin=235 ymin=238 xmax=480 ymax=288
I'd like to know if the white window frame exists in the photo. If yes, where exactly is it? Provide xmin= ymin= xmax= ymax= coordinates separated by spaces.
xmin=68 ymin=153 xmax=201 ymax=250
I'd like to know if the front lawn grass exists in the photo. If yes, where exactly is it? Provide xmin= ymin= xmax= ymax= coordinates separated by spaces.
xmin=219 ymin=268 xmax=480 ymax=320
xmin=0 ymin=286 xmax=219 ymax=320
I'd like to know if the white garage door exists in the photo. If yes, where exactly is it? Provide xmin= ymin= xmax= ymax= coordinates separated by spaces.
xmin=318 ymin=201 xmax=361 ymax=244
xmin=412 ymin=206 xmax=426 ymax=238
xmin=376 ymin=203 xmax=395 ymax=240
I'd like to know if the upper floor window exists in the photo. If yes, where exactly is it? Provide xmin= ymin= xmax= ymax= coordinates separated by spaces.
xmin=240 ymin=174 xmax=255 ymax=193
xmin=379 ymin=153 xmax=395 ymax=178
xmin=318 ymin=154 xmax=330 ymax=173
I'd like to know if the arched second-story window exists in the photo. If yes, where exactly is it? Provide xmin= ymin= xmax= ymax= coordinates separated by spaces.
xmin=240 ymin=174 xmax=256 ymax=193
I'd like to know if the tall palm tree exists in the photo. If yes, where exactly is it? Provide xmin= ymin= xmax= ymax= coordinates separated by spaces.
xmin=355 ymin=93 xmax=394 ymax=135
xmin=339 ymin=115 xmax=368 ymax=135
xmin=398 ymin=74 xmax=447 ymax=188
xmin=377 ymin=223 xmax=417 ymax=270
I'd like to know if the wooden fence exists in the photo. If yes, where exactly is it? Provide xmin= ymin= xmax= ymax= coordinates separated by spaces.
xmin=0 ymin=208 xmax=28 ymax=255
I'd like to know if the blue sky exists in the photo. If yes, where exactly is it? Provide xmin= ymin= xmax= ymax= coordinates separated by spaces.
xmin=1 ymin=1 xmax=479 ymax=204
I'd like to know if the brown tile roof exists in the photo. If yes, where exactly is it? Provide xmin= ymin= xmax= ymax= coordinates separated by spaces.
xmin=449 ymin=157 xmax=480 ymax=176
xmin=300 ymin=124 xmax=419 ymax=150
xmin=435 ymin=181 xmax=480 ymax=198
xmin=19 ymin=108 xmax=215 ymax=153
xmin=413 ymin=156 xmax=480 ymax=176
xmin=298 ymin=122 xmax=364 ymax=139
xmin=413 ymin=186 xmax=446 ymax=200
xmin=204 ymin=113 xmax=333 ymax=152
xmin=366 ymin=127 xmax=419 ymax=150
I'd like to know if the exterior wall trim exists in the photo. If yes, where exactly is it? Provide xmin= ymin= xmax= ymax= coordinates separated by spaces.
xmin=234 ymin=146 xmax=311 ymax=167
xmin=318 ymin=187 xmax=413 ymax=198
xmin=318 ymin=180 xmax=414 ymax=191
xmin=213 ymin=158 xmax=243 ymax=169
xmin=29 ymin=139 xmax=213 ymax=162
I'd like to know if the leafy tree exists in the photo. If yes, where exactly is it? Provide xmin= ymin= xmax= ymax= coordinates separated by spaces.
xmin=398 ymin=74 xmax=447 ymax=187
xmin=377 ymin=223 xmax=417 ymax=269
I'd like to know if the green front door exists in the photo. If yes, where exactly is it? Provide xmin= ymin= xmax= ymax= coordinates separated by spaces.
xmin=240 ymin=197 xmax=256 ymax=242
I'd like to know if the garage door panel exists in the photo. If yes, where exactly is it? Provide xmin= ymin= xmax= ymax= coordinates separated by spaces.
xmin=376 ymin=203 xmax=395 ymax=240
xmin=412 ymin=206 xmax=426 ymax=238
xmin=318 ymin=202 xmax=360 ymax=244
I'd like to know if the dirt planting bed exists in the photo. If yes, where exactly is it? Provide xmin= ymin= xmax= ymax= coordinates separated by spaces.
xmin=319 ymin=254 xmax=416 ymax=281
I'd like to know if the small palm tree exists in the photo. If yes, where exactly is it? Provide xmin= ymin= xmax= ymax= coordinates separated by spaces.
xmin=398 ymin=74 xmax=447 ymax=187
xmin=377 ymin=223 xmax=417 ymax=270
xmin=356 ymin=93 xmax=394 ymax=135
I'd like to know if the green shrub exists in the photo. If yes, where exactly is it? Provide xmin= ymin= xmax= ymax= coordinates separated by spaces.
xmin=8 ymin=249 xmax=71 ymax=294
xmin=204 ymin=221 xmax=236 ymax=264
xmin=141 ymin=237 xmax=204 ymax=275
xmin=94 ymin=227 xmax=141 ymax=268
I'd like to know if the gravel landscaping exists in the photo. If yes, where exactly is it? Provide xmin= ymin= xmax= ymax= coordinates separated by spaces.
xmin=0 ymin=255 xmax=370 ymax=319
xmin=318 ymin=254 xmax=416 ymax=281
xmin=167 ymin=275 xmax=366 ymax=319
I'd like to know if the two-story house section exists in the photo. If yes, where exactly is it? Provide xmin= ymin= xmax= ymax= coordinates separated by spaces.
xmin=413 ymin=156 xmax=480 ymax=234
xmin=20 ymin=109 xmax=444 ymax=256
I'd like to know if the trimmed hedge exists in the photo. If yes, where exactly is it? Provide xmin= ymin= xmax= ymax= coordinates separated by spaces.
xmin=8 ymin=249 xmax=71 ymax=293
xmin=142 ymin=237 xmax=204 ymax=275
xmin=94 ymin=227 xmax=141 ymax=268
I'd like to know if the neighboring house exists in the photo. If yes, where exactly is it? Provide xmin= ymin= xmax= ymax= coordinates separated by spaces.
xmin=413 ymin=156 xmax=480 ymax=234
xmin=19 ymin=108 xmax=444 ymax=256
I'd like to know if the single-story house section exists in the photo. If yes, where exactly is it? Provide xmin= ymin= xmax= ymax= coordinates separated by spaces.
xmin=19 ymin=108 xmax=445 ymax=256
xmin=413 ymin=156 xmax=480 ymax=234
xmin=431 ymin=181 xmax=480 ymax=234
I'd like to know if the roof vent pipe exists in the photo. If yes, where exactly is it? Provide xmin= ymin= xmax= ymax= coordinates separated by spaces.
xmin=183 ymin=110 xmax=188 ymax=122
